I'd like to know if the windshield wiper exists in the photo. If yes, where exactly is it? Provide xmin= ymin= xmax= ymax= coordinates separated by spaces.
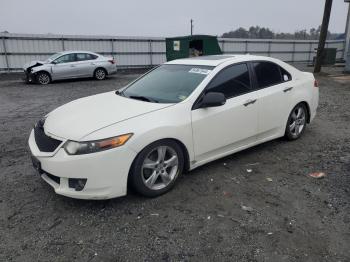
xmin=129 ymin=95 xmax=158 ymax=103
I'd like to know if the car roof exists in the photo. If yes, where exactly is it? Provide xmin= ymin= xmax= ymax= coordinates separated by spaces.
xmin=166 ymin=54 xmax=275 ymax=67
xmin=57 ymin=50 xmax=99 ymax=56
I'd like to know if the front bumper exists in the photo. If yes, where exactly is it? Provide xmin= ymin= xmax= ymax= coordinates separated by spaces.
xmin=24 ymin=70 xmax=36 ymax=83
xmin=28 ymin=130 xmax=137 ymax=200
xmin=107 ymin=65 xmax=118 ymax=75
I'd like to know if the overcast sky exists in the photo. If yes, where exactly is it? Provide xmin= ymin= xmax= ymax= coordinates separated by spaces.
xmin=0 ymin=0 xmax=349 ymax=37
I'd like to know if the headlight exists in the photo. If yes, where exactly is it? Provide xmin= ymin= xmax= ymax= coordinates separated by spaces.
xmin=64 ymin=133 xmax=133 ymax=155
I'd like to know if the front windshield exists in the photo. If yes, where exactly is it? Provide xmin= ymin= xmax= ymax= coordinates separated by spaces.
xmin=46 ymin=52 xmax=63 ymax=62
xmin=121 ymin=64 xmax=214 ymax=103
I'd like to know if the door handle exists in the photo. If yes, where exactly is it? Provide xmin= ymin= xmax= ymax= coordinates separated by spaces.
xmin=243 ymin=99 xmax=257 ymax=107
xmin=283 ymin=87 xmax=293 ymax=93
xmin=91 ymin=63 xmax=96 ymax=65
xmin=70 ymin=65 xmax=76 ymax=67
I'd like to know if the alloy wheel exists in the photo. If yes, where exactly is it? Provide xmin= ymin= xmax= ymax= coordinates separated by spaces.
xmin=141 ymin=146 xmax=179 ymax=190
xmin=38 ymin=73 xmax=50 ymax=85
xmin=95 ymin=69 xmax=106 ymax=80
xmin=289 ymin=106 xmax=306 ymax=137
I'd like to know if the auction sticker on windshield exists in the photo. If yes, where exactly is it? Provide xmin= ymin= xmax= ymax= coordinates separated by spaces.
xmin=189 ymin=68 xmax=212 ymax=75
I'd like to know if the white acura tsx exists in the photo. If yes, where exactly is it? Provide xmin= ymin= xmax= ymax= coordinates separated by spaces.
xmin=28 ymin=55 xmax=319 ymax=199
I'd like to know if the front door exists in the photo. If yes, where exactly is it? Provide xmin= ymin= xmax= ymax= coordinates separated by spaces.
xmin=51 ymin=53 xmax=77 ymax=80
xmin=191 ymin=63 xmax=258 ymax=163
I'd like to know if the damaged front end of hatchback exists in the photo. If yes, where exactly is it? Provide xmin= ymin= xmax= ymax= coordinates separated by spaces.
xmin=23 ymin=61 xmax=45 ymax=83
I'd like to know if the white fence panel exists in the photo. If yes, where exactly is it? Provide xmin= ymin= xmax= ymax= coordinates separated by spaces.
xmin=0 ymin=33 xmax=345 ymax=71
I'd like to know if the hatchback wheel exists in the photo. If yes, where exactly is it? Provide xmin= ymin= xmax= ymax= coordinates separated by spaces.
xmin=129 ymin=140 xmax=184 ymax=197
xmin=285 ymin=103 xmax=307 ymax=140
xmin=36 ymin=72 xmax=51 ymax=85
xmin=94 ymin=68 xmax=107 ymax=80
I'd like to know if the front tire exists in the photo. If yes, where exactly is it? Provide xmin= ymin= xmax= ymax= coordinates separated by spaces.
xmin=36 ymin=71 xmax=51 ymax=85
xmin=94 ymin=68 xmax=107 ymax=80
xmin=285 ymin=103 xmax=307 ymax=140
xmin=129 ymin=140 xmax=184 ymax=197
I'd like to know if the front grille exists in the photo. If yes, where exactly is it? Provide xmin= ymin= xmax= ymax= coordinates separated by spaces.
xmin=34 ymin=124 xmax=62 ymax=152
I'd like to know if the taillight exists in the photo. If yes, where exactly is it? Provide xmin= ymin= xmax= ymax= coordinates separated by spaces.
xmin=108 ymin=59 xmax=116 ymax=64
xmin=314 ymin=79 xmax=319 ymax=87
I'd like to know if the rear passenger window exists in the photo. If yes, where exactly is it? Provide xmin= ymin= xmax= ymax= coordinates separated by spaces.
xmin=76 ymin=53 xmax=98 ymax=61
xmin=207 ymin=63 xmax=251 ymax=99
xmin=253 ymin=62 xmax=282 ymax=88
xmin=86 ymin=54 xmax=98 ymax=60
xmin=280 ymin=67 xmax=292 ymax=82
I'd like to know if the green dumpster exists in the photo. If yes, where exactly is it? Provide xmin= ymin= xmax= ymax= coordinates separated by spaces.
xmin=166 ymin=35 xmax=222 ymax=61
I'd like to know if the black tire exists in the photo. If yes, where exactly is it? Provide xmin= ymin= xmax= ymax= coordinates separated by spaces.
xmin=36 ymin=71 xmax=51 ymax=85
xmin=285 ymin=103 xmax=308 ymax=140
xmin=129 ymin=139 xmax=184 ymax=197
xmin=94 ymin=68 xmax=107 ymax=80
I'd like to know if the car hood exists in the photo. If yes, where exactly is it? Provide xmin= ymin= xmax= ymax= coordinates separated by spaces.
xmin=44 ymin=91 xmax=173 ymax=141
xmin=23 ymin=60 xmax=47 ymax=70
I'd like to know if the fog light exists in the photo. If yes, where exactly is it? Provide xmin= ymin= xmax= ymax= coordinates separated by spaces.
xmin=68 ymin=178 xmax=87 ymax=191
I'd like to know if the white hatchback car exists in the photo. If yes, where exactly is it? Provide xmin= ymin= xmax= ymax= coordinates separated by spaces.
xmin=28 ymin=55 xmax=319 ymax=199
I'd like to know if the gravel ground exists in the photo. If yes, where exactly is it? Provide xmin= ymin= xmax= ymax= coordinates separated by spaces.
xmin=0 ymin=67 xmax=349 ymax=262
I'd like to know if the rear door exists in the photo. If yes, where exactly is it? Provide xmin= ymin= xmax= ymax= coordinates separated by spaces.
xmin=75 ymin=53 xmax=99 ymax=77
xmin=191 ymin=63 xmax=258 ymax=163
xmin=51 ymin=53 xmax=77 ymax=79
xmin=250 ymin=61 xmax=293 ymax=140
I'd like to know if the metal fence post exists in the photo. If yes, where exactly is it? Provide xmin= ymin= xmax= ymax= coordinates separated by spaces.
xmin=308 ymin=42 xmax=313 ymax=63
xmin=61 ymin=36 xmax=65 ymax=51
xmin=149 ymin=39 xmax=153 ymax=66
xmin=2 ymin=36 xmax=10 ymax=72
xmin=268 ymin=41 xmax=271 ymax=57
xmin=111 ymin=38 xmax=114 ymax=57
xmin=291 ymin=41 xmax=296 ymax=62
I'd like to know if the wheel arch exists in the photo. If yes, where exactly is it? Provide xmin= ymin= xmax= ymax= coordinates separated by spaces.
xmin=35 ymin=70 xmax=52 ymax=78
xmin=34 ymin=70 xmax=52 ymax=84
xmin=127 ymin=137 xmax=191 ymax=186
xmin=94 ymin=67 xmax=108 ymax=76
xmin=297 ymin=101 xmax=311 ymax=123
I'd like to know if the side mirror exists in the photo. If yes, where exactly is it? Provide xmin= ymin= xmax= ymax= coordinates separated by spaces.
xmin=199 ymin=92 xmax=226 ymax=108
xmin=51 ymin=61 xmax=57 ymax=65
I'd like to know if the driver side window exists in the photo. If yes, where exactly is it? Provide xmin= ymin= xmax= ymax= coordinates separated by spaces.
xmin=207 ymin=63 xmax=251 ymax=99
xmin=54 ymin=53 xmax=76 ymax=64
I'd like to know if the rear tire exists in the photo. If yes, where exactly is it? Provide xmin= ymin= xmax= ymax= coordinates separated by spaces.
xmin=36 ymin=71 xmax=51 ymax=85
xmin=285 ymin=103 xmax=307 ymax=140
xmin=94 ymin=68 xmax=107 ymax=80
xmin=129 ymin=140 xmax=184 ymax=197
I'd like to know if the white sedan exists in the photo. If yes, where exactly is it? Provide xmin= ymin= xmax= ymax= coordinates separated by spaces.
xmin=28 ymin=55 xmax=319 ymax=199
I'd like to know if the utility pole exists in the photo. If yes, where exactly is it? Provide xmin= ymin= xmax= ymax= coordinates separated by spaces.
xmin=344 ymin=0 xmax=350 ymax=73
xmin=314 ymin=0 xmax=333 ymax=73
xmin=190 ymin=19 xmax=194 ymax=36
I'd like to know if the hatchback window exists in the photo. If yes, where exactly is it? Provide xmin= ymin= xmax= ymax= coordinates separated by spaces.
xmin=122 ymin=64 xmax=213 ymax=103
xmin=206 ymin=63 xmax=251 ymax=99
xmin=54 ymin=54 xmax=76 ymax=64
xmin=253 ymin=62 xmax=282 ymax=88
